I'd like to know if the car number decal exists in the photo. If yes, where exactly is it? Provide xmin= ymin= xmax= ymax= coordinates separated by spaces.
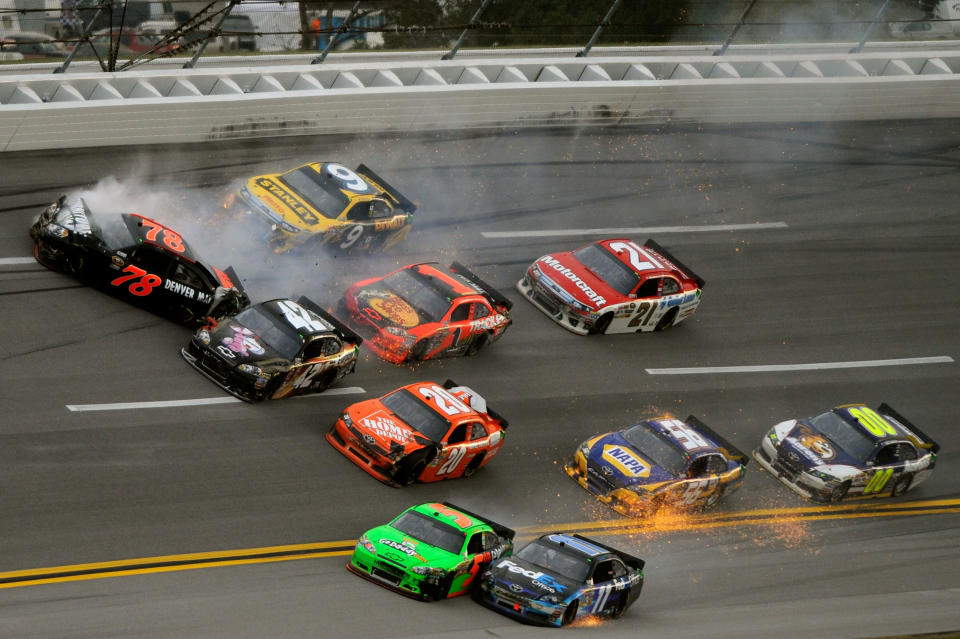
xmin=110 ymin=265 xmax=162 ymax=296
xmin=326 ymin=164 xmax=371 ymax=193
xmin=139 ymin=219 xmax=185 ymax=253
xmin=418 ymin=384 xmax=471 ymax=416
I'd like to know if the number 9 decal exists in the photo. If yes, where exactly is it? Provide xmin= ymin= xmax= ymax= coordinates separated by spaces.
xmin=339 ymin=224 xmax=365 ymax=249
xmin=326 ymin=164 xmax=369 ymax=192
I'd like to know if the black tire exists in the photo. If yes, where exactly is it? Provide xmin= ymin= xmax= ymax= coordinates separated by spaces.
xmin=891 ymin=473 xmax=912 ymax=498
xmin=410 ymin=339 xmax=430 ymax=361
xmin=610 ymin=594 xmax=629 ymax=619
xmin=829 ymin=481 xmax=850 ymax=502
xmin=462 ymin=453 xmax=485 ymax=478
xmin=703 ymin=486 xmax=725 ymax=509
xmin=591 ymin=312 xmax=613 ymax=335
xmin=561 ymin=600 xmax=579 ymax=626
xmin=394 ymin=451 xmax=429 ymax=486
xmin=465 ymin=333 xmax=488 ymax=357
xmin=655 ymin=307 xmax=678 ymax=331
xmin=311 ymin=369 xmax=336 ymax=393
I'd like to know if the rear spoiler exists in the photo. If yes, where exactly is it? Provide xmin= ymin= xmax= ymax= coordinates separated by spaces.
xmin=449 ymin=261 xmax=514 ymax=311
xmin=643 ymin=239 xmax=705 ymax=290
xmin=572 ymin=534 xmax=644 ymax=571
xmin=443 ymin=378 xmax=509 ymax=428
xmin=442 ymin=501 xmax=515 ymax=541
xmin=878 ymin=403 xmax=940 ymax=453
xmin=686 ymin=415 xmax=749 ymax=466
xmin=296 ymin=295 xmax=363 ymax=346
xmin=223 ymin=266 xmax=246 ymax=295
xmin=356 ymin=164 xmax=417 ymax=214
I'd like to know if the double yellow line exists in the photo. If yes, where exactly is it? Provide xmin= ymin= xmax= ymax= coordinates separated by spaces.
xmin=4 ymin=498 xmax=959 ymax=589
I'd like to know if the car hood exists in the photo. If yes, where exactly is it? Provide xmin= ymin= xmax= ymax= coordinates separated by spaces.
xmin=353 ymin=285 xmax=425 ymax=330
xmin=777 ymin=421 xmax=862 ymax=469
xmin=348 ymin=402 xmax=422 ymax=450
xmin=487 ymin=556 xmax=578 ymax=600
xmin=206 ymin=321 xmax=290 ymax=366
xmin=366 ymin=524 xmax=458 ymax=569
xmin=531 ymin=251 xmax=620 ymax=311
xmin=245 ymin=175 xmax=330 ymax=231
xmin=585 ymin=432 xmax=678 ymax=487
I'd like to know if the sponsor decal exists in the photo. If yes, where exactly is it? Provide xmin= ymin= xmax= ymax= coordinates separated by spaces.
xmin=374 ymin=216 xmax=406 ymax=232
xmin=362 ymin=414 xmax=413 ymax=442
xmin=164 ymin=279 xmax=196 ymax=300
xmin=277 ymin=300 xmax=331 ymax=333
xmin=546 ymin=534 xmax=606 ymax=557
xmin=222 ymin=325 xmax=265 ymax=357
xmin=254 ymin=177 xmax=319 ymax=225
xmin=538 ymin=256 xmax=607 ymax=306
xmin=368 ymin=293 xmax=419 ymax=328
xmin=378 ymin=538 xmax=425 ymax=562
xmin=495 ymin=560 xmax=567 ymax=594
xmin=602 ymin=444 xmax=651 ymax=477
xmin=63 ymin=200 xmax=92 ymax=234
xmin=658 ymin=419 xmax=711 ymax=451
xmin=797 ymin=428 xmax=836 ymax=461
xmin=786 ymin=437 xmax=825 ymax=466
xmin=470 ymin=313 xmax=505 ymax=331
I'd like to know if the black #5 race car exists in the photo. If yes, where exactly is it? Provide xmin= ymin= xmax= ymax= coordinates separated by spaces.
xmin=476 ymin=533 xmax=644 ymax=627
xmin=223 ymin=161 xmax=416 ymax=254
xmin=753 ymin=403 xmax=939 ymax=503
xmin=31 ymin=195 xmax=249 ymax=327
xmin=181 ymin=296 xmax=362 ymax=402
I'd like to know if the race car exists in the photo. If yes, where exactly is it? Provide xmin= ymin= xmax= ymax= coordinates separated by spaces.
xmin=566 ymin=415 xmax=748 ymax=517
xmin=181 ymin=296 xmax=362 ymax=402
xmin=475 ymin=533 xmax=644 ymax=627
xmin=327 ymin=379 xmax=508 ymax=486
xmin=337 ymin=261 xmax=512 ymax=364
xmin=752 ymin=403 xmax=939 ymax=503
xmin=348 ymin=502 xmax=514 ymax=601
xmin=31 ymin=195 xmax=248 ymax=327
xmin=222 ymin=161 xmax=415 ymax=254
xmin=516 ymin=238 xmax=704 ymax=335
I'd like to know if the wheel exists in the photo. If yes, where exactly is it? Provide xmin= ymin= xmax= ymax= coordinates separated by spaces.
xmin=410 ymin=339 xmax=430 ymax=361
xmin=394 ymin=451 xmax=429 ymax=486
xmin=703 ymin=486 xmax=725 ymax=509
xmin=646 ymin=494 xmax=666 ymax=516
xmin=311 ymin=369 xmax=336 ymax=393
xmin=829 ymin=481 xmax=850 ymax=502
xmin=561 ymin=600 xmax=579 ymax=626
xmin=891 ymin=473 xmax=912 ymax=497
xmin=465 ymin=333 xmax=488 ymax=357
xmin=610 ymin=593 xmax=629 ymax=619
xmin=654 ymin=307 xmax=678 ymax=331
xmin=462 ymin=453 xmax=485 ymax=478
xmin=591 ymin=312 xmax=613 ymax=335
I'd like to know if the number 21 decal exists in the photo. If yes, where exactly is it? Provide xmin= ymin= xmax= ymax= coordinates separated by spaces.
xmin=627 ymin=301 xmax=658 ymax=327
xmin=110 ymin=265 xmax=161 ymax=296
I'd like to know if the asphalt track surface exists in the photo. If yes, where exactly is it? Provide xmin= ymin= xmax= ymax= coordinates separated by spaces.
xmin=1 ymin=122 xmax=958 ymax=638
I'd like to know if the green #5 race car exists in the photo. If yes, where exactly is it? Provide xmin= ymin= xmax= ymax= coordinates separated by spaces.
xmin=348 ymin=502 xmax=514 ymax=601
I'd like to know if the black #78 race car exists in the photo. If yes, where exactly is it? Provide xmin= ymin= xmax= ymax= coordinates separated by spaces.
xmin=31 ymin=195 xmax=249 ymax=327
xmin=181 ymin=296 xmax=362 ymax=402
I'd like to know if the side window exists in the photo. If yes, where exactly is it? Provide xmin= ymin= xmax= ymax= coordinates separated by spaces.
xmin=302 ymin=338 xmax=333 ymax=360
xmin=468 ymin=422 xmax=487 ymax=441
xmin=634 ymin=277 xmax=659 ymax=298
xmin=369 ymin=199 xmax=391 ymax=219
xmin=446 ymin=423 xmax=468 ymax=445
xmin=874 ymin=444 xmax=899 ymax=466
xmin=686 ymin=456 xmax=709 ymax=478
xmin=466 ymin=532 xmax=484 ymax=554
xmin=898 ymin=443 xmax=918 ymax=461
xmin=609 ymin=559 xmax=627 ymax=579
xmin=706 ymin=455 xmax=727 ymax=474
xmin=593 ymin=560 xmax=616 ymax=583
xmin=450 ymin=303 xmax=470 ymax=322
xmin=481 ymin=531 xmax=500 ymax=551
xmin=662 ymin=277 xmax=681 ymax=295
xmin=129 ymin=246 xmax=170 ymax=275
xmin=473 ymin=303 xmax=490 ymax=319
xmin=322 ymin=336 xmax=342 ymax=356
xmin=346 ymin=201 xmax=370 ymax=221
xmin=171 ymin=261 xmax=205 ymax=289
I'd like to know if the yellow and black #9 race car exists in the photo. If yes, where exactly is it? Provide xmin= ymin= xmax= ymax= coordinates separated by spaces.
xmin=222 ymin=162 xmax=416 ymax=254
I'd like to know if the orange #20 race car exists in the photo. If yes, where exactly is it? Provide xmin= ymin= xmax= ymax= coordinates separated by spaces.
xmin=337 ymin=262 xmax=513 ymax=364
xmin=326 ymin=380 xmax=508 ymax=486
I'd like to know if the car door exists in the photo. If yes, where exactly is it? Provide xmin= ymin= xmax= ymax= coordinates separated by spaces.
xmin=442 ymin=301 xmax=475 ymax=354
xmin=863 ymin=442 xmax=910 ymax=496
xmin=109 ymin=244 xmax=173 ymax=313
xmin=164 ymin=258 xmax=217 ymax=324
xmin=271 ymin=335 xmax=341 ymax=399
xmin=673 ymin=454 xmax=723 ymax=506
xmin=584 ymin=558 xmax=629 ymax=616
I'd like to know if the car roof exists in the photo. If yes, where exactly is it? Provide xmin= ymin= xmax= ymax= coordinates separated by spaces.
xmin=255 ymin=299 xmax=335 ymax=338
xmin=407 ymin=263 xmax=479 ymax=299
xmin=639 ymin=416 xmax=721 ymax=456
xmin=831 ymin=404 xmax=917 ymax=444
xmin=122 ymin=214 xmax=200 ymax=262
xmin=408 ymin=502 xmax=487 ymax=532
xmin=594 ymin=238 xmax=689 ymax=281
xmin=539 ymin=533 xmax=611 ymax=560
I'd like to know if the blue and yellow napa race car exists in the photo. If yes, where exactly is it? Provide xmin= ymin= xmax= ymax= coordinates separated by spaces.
xmin=222 ymin=161 xmax=416 ymax=254
xmin=753 ymin=403 xmax=939 ymax=503
xmin=565 ymin=414 xmax=748 ymax=516
xmin=475 ymin=533 xmax=644 ymax=627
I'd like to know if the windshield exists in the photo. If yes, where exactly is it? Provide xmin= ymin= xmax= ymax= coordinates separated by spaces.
xmin=279 ymin=166 xmax=347 ymax=219
xmin=622 ymin=422 xmax=687 ymax=476
xmin=233 ymin=306 xmax=302 ymax=360
xmin=516 ymin=540 xmax=590 ymax=582
xmin=390 ymin=510 xmax=465 ymax=555
xmin=810 ymin=411 xmax=877 ymax=463
xmin=381 ymin=268 xmax=453 ymax=324
xmin=572 ymin=243 xmax=639 ymax=295
xmin=381 ymin=389 xmax=449 ymax=442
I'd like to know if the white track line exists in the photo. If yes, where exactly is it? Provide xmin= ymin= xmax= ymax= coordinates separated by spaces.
xmin=0 ymin=257 xmax=36 ymax=266
xmin=482 ymin=222 xmax=788 ymax=239
xmin=66 ymin=386 xmax=366 ymax=412
xmin=646 ymin=356 xmax=954 ymax=375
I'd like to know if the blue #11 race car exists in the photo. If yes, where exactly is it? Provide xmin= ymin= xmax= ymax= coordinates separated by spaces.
xmin=753 ymin=403 xmax=939 ymax=503
xmin=475 ymin=533 xmax=644 ymax=627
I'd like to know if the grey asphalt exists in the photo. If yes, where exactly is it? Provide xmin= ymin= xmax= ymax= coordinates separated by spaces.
xmin=0 ymin=122 xmax=958 ymax=638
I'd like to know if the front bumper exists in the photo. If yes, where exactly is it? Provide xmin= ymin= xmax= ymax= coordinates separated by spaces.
xmin=325 ymin=419 xmax=399 ymax=486
xmin=752 ymin=438 xmax=832 ymax=502
xmin=180 ymin=340 xmax=262 ymax=403
xmin=516 ymin=273 xmax=592 ymax=335
xmin=475 ymin=582 xmax=564 ymax=627
xmin=347 ymin=550 xmax=441 ymax=600
xmin=565 ymin=453 xmax=652 ymax=517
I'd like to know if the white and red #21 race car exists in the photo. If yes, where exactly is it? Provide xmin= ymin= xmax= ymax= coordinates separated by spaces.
xmin=516 ymin=238 xmax=705 ymax=335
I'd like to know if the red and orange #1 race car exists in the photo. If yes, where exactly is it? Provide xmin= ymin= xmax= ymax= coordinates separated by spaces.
xmin=326 ymin=379 xmax=509 ymax=486
xmin=337 ymin=262 xmax=512 ymax=364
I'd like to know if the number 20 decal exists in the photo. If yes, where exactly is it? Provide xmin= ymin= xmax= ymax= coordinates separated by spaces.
xmin=437 ymin=447 xmax=467 ymax=475
xmin=419 ymin=385 xmax=470 ymax=416
xmin=110 ymin=265 xmax=162 ymax=296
